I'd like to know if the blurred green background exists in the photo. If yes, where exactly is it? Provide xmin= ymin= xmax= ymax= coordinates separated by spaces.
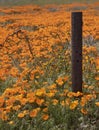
xmin=0 ymin=0 xmax=99 ymax=6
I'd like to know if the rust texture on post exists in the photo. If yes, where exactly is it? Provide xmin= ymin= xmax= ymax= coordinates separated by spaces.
xmin=71 ymin=12 xmax=83 ymax=92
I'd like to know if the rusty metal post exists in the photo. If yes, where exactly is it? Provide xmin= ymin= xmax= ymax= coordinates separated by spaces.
xmin=71 ymin=12 xmax=83 ymax=92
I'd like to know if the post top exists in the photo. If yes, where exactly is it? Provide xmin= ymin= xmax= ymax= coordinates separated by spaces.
xmin=71 ymin=12 xmax=82 ymax=15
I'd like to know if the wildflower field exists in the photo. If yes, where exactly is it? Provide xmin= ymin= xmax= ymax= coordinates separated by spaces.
xmin=0 ymin=2 xmax=99 ymax=130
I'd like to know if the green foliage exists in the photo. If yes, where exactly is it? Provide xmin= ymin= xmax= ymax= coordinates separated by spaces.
xmin=0 ymin=0 xmax=99 ymax=6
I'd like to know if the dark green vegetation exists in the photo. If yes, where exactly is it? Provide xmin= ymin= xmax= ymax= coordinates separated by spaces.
xmin=0 ymin=0 xmax=99 ymax=6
